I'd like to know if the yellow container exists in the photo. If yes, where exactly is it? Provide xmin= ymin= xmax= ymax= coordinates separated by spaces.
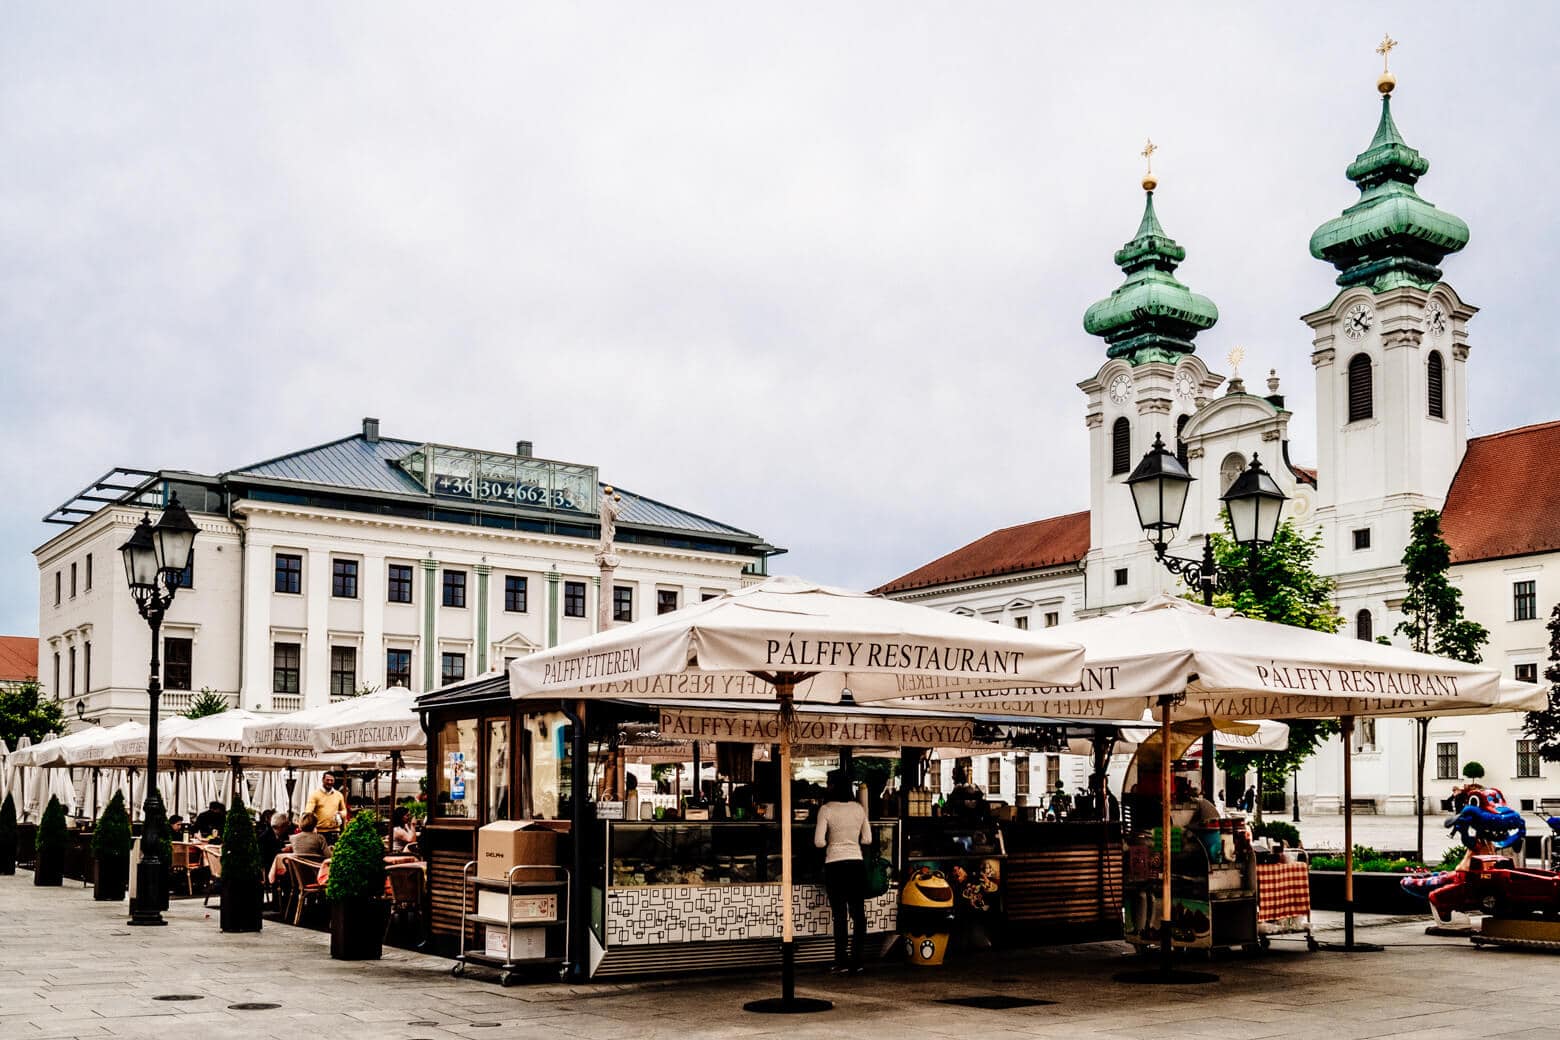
xmin=904 ymin=930 xmax=950 ymax=966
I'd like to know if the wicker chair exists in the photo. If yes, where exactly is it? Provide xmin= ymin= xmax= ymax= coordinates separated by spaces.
xmin=385 ymin=865 xmax=426 ymax=945
xmin=284 ymin=857 xmax=325 ymax=927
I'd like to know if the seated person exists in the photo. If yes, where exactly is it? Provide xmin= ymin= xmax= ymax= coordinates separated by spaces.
xmin=193 ymin=800 xmax=226 ymax=839
xmin=390 ymin=807 xmax=418 ymax=854
xmin=258 ymin=813 xmax=293 ymax=866
xmin=945 ymin=762 xmax=988 ymax=820
xmin=168 ymin=815 xmax=186 ymax=839
xmin=289 ymin=815 xmax=330 ymax=861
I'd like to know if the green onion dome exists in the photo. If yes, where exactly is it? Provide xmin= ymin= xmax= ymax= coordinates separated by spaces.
xmin=1309 ymin=93 xmax=1469 ymax=292
xmin=1083 ymin=190 xmax=1219 ymax=365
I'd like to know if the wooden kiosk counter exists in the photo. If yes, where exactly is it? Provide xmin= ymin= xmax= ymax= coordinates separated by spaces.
xmin=417 ymin=676 xmax=1125 ymax=981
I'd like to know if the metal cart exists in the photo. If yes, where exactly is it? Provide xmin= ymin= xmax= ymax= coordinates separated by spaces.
xmin=453 ymin=862 xmax=570 ymax=986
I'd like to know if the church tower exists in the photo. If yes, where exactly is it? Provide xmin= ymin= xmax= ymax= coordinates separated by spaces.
xmin=1079 ymin=153 xmax=1224 ymax=613
xmin=1304 ymin=41 xmax=1475 ymax=606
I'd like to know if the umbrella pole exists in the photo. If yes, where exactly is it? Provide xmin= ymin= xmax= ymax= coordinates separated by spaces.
xmin=744 ymin=682 xmax=831 ymax=1015
xmin=1322 ymin=715 xmax=1381 ymax=954
xmin=389 ymin=751 xmax=400 ymax=813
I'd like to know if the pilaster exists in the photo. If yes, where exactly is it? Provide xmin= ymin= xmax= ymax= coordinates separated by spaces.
xmin=421 ymin=558 xmax=438 ymax=691
xmin=475 ymin=563 xmax=491 ymax=673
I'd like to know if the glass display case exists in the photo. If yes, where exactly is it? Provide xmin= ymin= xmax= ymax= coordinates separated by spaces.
xmin=607 ymin=820 xmax=897 ymax=888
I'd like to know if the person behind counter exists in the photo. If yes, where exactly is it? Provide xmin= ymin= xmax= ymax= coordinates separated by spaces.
xmin=944 ymin=762 xmax=988 ymax=820
xmin=814 ymin=770 xmax=871 ymax=975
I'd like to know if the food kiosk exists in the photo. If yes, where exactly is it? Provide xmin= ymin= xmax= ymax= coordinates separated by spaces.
xmin=417 ymin=677 xmax=1128 ymax=980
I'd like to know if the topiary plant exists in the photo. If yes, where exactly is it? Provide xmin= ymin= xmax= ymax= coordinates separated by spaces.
xmin=34 ymin=795 xmax=66 ymax=886
xmin=220 ymin=794 xmax=263 ymax=932
xmin=91 ymin=792 xmax=132 ymax=900
xmin=0 ymin=793 xmax=16 ymax=875
xmin=325 ymin=809 xmax=386 ymax=902
xmin=1462 ymin=761 xmax=1485 ymax=780
xmin=326 ymin=809 xmax=387 ymax=960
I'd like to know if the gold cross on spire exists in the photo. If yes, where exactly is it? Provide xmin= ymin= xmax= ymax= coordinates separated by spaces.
xmin=1140 ymin=138 xmax=1158 ymax=191
xmin=1376 ymin=33 xmax=1397 ymax=72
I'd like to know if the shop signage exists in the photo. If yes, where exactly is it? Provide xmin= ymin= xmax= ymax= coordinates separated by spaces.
xmin=596 ymin=800 xmax=626 ymax=820
xmin=658 ymin=707 xmax=975 ymax=748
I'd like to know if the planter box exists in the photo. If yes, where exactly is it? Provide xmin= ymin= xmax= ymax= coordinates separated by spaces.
xmin=330 ymin=899 xmax=389 ymax=960
xmin=1309 ymin=871 xmax=1425 ymax=915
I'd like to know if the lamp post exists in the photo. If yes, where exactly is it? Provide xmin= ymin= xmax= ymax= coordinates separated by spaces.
xmin=1125 ymin=433 xmax=1286 ymax=975
xmin=118 ymin=494 xmax=199 ymax=927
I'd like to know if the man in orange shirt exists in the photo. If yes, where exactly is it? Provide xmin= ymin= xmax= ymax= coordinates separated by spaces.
xmin=302 ymin=771 xmax=350 ymax=845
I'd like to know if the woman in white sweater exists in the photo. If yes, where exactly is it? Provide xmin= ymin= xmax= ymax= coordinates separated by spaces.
xmin=813 ymin=771 xmax=872 ymax=973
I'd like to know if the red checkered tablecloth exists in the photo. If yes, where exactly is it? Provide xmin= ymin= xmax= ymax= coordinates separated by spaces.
xmin=1257 ymin=861 xmax=1311 ymax=922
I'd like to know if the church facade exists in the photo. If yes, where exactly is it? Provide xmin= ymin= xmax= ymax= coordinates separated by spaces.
xmin=877 ymin=67 xmax=1559 ymax=815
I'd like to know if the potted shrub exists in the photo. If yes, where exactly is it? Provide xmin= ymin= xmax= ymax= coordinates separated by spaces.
xmin=34 ymin=796 xmax=66 ymax=886
xmin=326 ymin=810 xmax=387 ymax=960
xmin=91 ymin=792 xmax=132 ymax=901
xmin=220 ymin=794 xmax=263 ymax=933
xmin=1462 ymin=762 xmax=1485 ymax=782
xmin=0 ymin=793 xmax=16 ymax=875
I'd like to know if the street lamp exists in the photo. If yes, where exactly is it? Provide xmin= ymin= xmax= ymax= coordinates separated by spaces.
xmin=119 ymin=494 xmax=198 ymax=927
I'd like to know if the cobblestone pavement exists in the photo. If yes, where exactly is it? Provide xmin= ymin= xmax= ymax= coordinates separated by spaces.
xmin=1280 ymin=815 xmax=1462 ymax=858
xmin=4 ymin=870 xmax=1559 ymax=1040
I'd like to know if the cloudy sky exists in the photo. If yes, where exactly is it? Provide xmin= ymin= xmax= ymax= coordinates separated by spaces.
xmin=4 ymin=3 xmax=1557 ymax=637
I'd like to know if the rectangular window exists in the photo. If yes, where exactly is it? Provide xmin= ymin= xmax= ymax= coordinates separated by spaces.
xmin=702 ymin=591 xmax=719 ymax=602
xmin=1514 ymin=580 xmax=1537 ymax=621
xmin=386 ymin=648 xmax=412 ymax=688
xmin=1014 ymin=755 xmax=1030 ymax=796
xmin=70 ymin=562 xmax=77 ymax=598
xmin=329 ymin=646 xmax=357 ymax=698
xmin=387 ymin=563 xmax=413 ymax=604
xmin=1046 ymin=755 xmax=1061 ymax=794
xmin=1114 ymin=568 xmax=1128 ymax=587
xmin=504 ymin=575 xmax=528 ymax=613
xmin=332 ymin=558 xmax=358 ymax=599
xmin=1435 ymin=741 xmax=1458 ymax=781
xmin=1515 ymin=663 xmax=1539 ymax=684
xmin=1045 ymin=612 xmax=1059 ymax=628
xmin=170 ymin=556 xmax=194 ymax=590
xmin=613 ymin=585 xmax=633 ymax=623
xmin=1014 ymin=616 xmax=1029 ymax=630
xmin=54 ymin=571 xmax=60 ymax=606
xmin=441 ymin=652 xmax=466 ymax=686
xmin=52 ymin=652 xmax=60 ymax=698
xmin=987 ymin=757 xmax=1002 ymax=794
xmin=85 ymin=553 xmax=92 ymax=591
xmin=436 ymin=718 xmax=479 ymax=819
xmin=564 ymin=581 xmax=586 ymax=618
xmin=68 ymin=647 xmax=76 ymax=697
xmin=443 ymin=570 xmax=467 ymax=608
xmin=1352 ymin=528 xmax=1371 ymax=550
xmin=486 ymin=717 xmax=511 ymax=823
xmin=272 ymin=642 xmax=301 ymax=694
xmin=83 ymin=641 xmax=91 ymax=692
xmin=657 ymin=589 xmax=679 ymax=615
xmin=163 ymin=637 xmax=193 ymax=691
xmin=1518 ymin=740 xmax=1541 ymax=779
xmin=275 ymin=553 xmax=302 ymax=594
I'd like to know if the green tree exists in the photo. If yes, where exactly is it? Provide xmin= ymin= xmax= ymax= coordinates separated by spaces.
xmin=0 ymin=792 xmax=16 ymax=874
xmin=1522 ymin=603 xmax=1560 ymax=761
xmin=1205 ymin=517 xmax=1343 ymax=821
xmin=220 ymin=794 xmax=263 ymax=932
xmin=0 ymin=680 xmax=64 ymax=748
xmin=183 ymin=688 xmax=230 ymax=719
xmin=1396 ymin=509 xmax=1489 ymax=860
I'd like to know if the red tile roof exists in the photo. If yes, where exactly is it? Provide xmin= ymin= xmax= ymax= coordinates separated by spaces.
xmin=0 ymin=636 xmax=38 ymax=683
xmin=874 ymin=511 xmax=1091 ymax=595
xmin=1442 ymin=419 xmax=1560 ymax=564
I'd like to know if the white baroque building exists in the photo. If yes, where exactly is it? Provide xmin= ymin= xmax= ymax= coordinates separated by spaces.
xmin=36 ymin=419 xmax=779 ymax=724
xmin=879 ymin=74 xmax=1559 ymax=815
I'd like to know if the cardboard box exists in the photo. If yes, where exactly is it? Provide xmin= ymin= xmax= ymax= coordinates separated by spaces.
xmin=484 ymin=924 xmax=548 ymax=961
xmin=477 ymin=821 xmax=560 ymax=882
xmin=476 ymin=889 xmax=558 ymax=922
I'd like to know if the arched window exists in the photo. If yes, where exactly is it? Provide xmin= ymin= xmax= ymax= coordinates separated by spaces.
xmin=1427 ymin=350 xmax=1444 ymax=419
xmin=1111 ymin=417 xmax=1131 ymax=475
xmin=1175 ymin=414 xmax=1190 ymax=467
xmin=1220 ymin=452 xmax=1246 ymax=494
xmin=1356 ymin=608 xmax=1373 ymax=642
xmin=1347 ymin=354 xmax=1373 ymax=423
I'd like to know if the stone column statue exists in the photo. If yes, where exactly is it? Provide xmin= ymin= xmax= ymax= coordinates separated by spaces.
xmin=595 ymin=486 xmax=624 ymax=630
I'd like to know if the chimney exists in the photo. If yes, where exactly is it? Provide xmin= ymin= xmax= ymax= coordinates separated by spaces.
xmin=515 ymin=440 xmax=533 ymax=458
xmin=363 ymin=417 xmax=380 ymax=443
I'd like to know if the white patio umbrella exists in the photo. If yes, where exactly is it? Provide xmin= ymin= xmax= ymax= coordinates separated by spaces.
xmin=0 ymin=739 xmax=9 ymax=806
xmin=511 ymin=575 xmax=1085 ymax=1012
xmin=888 ymin=594 xmax=1541 ymax=966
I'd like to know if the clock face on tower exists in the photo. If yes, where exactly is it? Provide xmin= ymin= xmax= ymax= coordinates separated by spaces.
xmin=1108 ymin=374 xmax=1133 ymax=404
xmin=1426 ymin=303 xmax=1447 ymax=338
xmin=1174 ymin=373 xmax=1196 ymax=401
xmin=1343 ymin=302 xmax=1374 ymax=340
